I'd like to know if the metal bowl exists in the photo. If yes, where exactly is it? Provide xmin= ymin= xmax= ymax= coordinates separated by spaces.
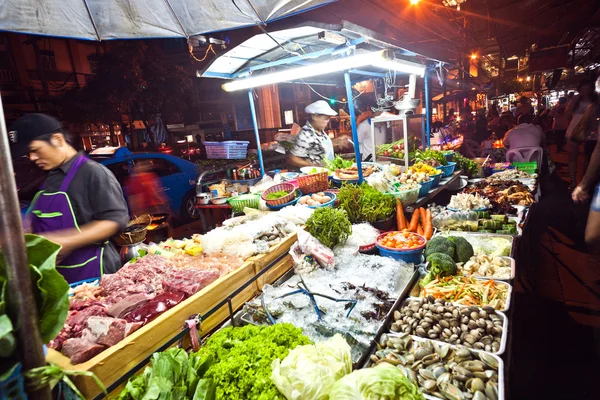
xmin=211 ymin=197 xmax=228 ymax=205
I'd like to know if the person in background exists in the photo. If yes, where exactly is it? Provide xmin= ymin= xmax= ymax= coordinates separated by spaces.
xmin=444 ymin=108 xmax=456 ymax=124
xmin=125 ymin=160 xmax=168 ymax=217
xmin=474 ymin=109 xmax=489 ymax=142
xmin=550 ymin=97 xmax=570 ymax=152
xmin=503 ymin=113 xmax=546 ymax=149
xmin=9 ymin=114 xmax=129 ymax=282
xmin=566 ymin=78 xmax=598 ymax=189
xmin=288 ymin=100 xmax=337 ymax=167
xmin=487 ymin=108 xmax=501 ymax=131
xmin=356 ymin=101 xmax=395 ymax=160
xmin=495 ymin=112 xmax=516 ymax=139
xmin=515 ymin=96 xmax=535 ymax=121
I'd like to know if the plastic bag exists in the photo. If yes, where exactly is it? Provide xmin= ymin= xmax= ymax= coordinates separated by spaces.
xmin=290 ymin=230 xmax=335 ymax=274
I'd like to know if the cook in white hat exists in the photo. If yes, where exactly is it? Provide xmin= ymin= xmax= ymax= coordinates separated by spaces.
xmin=288 ymin=100 xmax=337 ymax=167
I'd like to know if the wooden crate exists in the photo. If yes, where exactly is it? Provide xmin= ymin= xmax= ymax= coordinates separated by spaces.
xmin=46 ymin=260 xmax=259 ymax=399
xmin=250 ymin=232 xmax=297 ymax=290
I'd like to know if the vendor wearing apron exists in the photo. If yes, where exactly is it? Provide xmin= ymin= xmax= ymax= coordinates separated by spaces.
xmin=9 ymin=114 xmax=129 ymax=283
xmin=288 ymin=100 xmax=337 ymax=167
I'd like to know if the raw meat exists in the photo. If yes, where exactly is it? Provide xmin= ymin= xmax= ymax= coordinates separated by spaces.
xmin=70 ymin=299 xmax=104 ymax=311
xmin=61 ymin=338 xmax=106 ymax=364
xmin=48 ymin=304 xmax=108 ymax=350
xmin=124 ymin=322 xmax=144 ymax=336
xmin=82 ymin=316 xmax=127 ymax=347
xmin=162 ymin=269 xmax=220 ymax=297
xmin=123 ymin=292 xmax=186 ymax=324
xmin=108 ymin=294 xmax=153 ymax=318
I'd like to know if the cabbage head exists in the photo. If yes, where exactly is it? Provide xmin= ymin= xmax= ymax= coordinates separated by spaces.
xmin=271 ymin=334 xmax=352 ymax=400
xmin=329 ymin=363 xmax=425 ymax=400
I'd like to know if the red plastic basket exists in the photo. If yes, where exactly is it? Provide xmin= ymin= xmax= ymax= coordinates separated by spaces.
xmin=297 ymin=172 xmax=329 ymax=193
xmin=261 ymin=183 xmax=296 ymax=206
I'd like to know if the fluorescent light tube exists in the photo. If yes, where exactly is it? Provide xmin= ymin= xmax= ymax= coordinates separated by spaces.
xmin=222 ymin=50 xmax=385 ymax=91
xmin=375 ymin=59 xmax=425 ymax=76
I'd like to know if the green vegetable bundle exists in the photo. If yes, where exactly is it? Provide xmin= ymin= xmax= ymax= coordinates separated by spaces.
xmin=266 ymin=190 xmax=291 ymax=200
xmin=0 ymin=235 xmax=70 ymax=373
xmin=305 ymin=208 xmax=352 ymax=249
xmin=118 ymin=348 xmax=214 ymax=400
xmin=337 ymin=183 xmax=395 ymax=223
xmin=324 ymin=155 xmax=354 ymax=172
xmin=413 ymin=149 xmax=448 ymax=166
xmin=196 ymin=324 xmax=311 ymax=400
xmin=453 ymin=153 xmax=479 ymax=176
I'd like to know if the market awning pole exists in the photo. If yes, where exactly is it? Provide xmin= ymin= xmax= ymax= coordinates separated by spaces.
xmin=0 ymin=97 xmax=51 ymax=399
xmin=424 ymin=67 xmax=432 ymax=149
xmin=344 ymin=71 xmax=363 ymax=183
xmin=247 ymin=89 xmax=265 ymax=176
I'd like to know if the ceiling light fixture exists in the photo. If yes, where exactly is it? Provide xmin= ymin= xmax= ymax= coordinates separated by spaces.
xmin=222 ymin=50 xmax=425 ymax=92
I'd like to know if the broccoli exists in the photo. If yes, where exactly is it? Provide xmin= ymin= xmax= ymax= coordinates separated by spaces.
xmin=447 ymin=236 xmax=474 ymax=263
xmin=420 ymin=252 xmax=457 ymax=287
xmin=424 ymin=236 xmax=456 ymax=259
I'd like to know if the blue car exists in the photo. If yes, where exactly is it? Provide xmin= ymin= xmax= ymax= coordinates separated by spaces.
xmin=91 ymin=148 xmax=200 ymax=220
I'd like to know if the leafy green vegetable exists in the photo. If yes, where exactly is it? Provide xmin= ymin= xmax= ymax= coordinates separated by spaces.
xmin=337 ymin=183 xmax=395 ymax=223
xmin=305 ymin=208 xmax=352 ymax=249
xmin=271 ymin=334 xmax=352 ymax=400
xmin=0 ymin=315 xmax=15 ymax=358
xmin=413 ymin=149 xmax=448 ymax=166
xmin=329 ymin=363 xmax=425 ymax=400
xmin=266 ymin=190 xmax=291 ymax=200
xmin=0 ymin=234 xmax=69 ymax=346
xmin=453 ymin=153 xmax=479 ymax=176
xmin=195 ymin=324 xmax=311 ymax=400
xmin=324 ymin=156 xmax=354 ymax=172
xmin=118 ymin=348 xmax=215 ymax=400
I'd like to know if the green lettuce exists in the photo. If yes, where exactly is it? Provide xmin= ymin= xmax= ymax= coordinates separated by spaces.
xmin=0 ymin=234 xmax=69 ymax=345
xmin=329 ymin=363 xmax=425 ymax=400
xmin=271 ymin=334 xmax=352 ymax=400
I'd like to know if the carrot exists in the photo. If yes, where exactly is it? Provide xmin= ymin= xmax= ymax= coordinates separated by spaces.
xmin=408 ymin=209 xmax=420 ymax=232
xmin=417 ymin=223 xmax=424 ymax=235
xmin=424 ymin=209 xmax=433 ymax=239
xmin=396 ymin=200 xmax=407 ymax=230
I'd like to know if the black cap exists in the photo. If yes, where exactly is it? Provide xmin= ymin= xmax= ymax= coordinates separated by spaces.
xmin=8 ymin=113 xmax=63 ymax=158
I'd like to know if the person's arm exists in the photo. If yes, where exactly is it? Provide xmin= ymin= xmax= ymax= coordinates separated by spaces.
xmin=42 ymin=220 xmax=121 ymax=255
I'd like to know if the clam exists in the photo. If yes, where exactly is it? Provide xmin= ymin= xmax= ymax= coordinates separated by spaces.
xmin=423 ymin=379 xmax=437 ymax=393
xmin=478 ymin=353 xmax=499 ymax=370
xmin=473 ymin=391 xmax=488 ymax=400
xmin=423 ymin=353 xmax=442 ymax=366
xmin=433 ymin=366 xmax=448 ymax=379
xmin=414 ymin=348 xmax=431 ymax=361
xmin=461 ymin=360 xmax=486 ymax=372
xmin=437 ymin=372 xmax=452 ymax=386
xmin=470 ymin=378 xmax=486 ymax=392
xmin=436 ymin=343 xmax=451 ymax=358
xmin=439 ymin=382 xmax=466 ymax=400
xmin=419 ymin=368 xmax=436 ymax=380
xmin=485 ymin=382 xmax=498 ymax=400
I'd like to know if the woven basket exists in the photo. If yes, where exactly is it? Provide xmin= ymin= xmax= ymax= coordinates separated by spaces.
xmin=228 ymin=194 xmax=260 ymax=213
xmin=114 ymin=214 xmax=151 ymax=246
xmin=261 ymin=183 xmax=296 ymax=206
xmin=297 ymin=171 xmax=329 ymax=193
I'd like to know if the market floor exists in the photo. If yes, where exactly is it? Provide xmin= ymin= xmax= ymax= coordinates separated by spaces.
xmin=508 ymin=144 xmax=600 ymax=399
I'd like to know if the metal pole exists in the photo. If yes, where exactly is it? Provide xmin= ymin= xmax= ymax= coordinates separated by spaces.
xmin=247 ymin=89 xmax=265 ymax=176
xmin=0 ymin=98 xmax=51 ymax=398
xmin=343 ymin=71 xmax=363 ymax=183
xmin=424 ymin=67 xmax=432 ymax=149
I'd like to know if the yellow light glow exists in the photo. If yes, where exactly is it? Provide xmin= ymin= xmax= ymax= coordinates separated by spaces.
xmin=471 ymin=54 xmax=477 ymax=60
xmin=410 ymin=0 xmax=419 ymax=4
xmin=526 ymin=76 xmax=531 ymax=81
xmin=518 ymin=78 xmax=523 ymax=82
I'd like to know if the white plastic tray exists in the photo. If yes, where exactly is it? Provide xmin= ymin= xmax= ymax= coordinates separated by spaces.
xmin=399 ymin=297 xmax=509 ymax=356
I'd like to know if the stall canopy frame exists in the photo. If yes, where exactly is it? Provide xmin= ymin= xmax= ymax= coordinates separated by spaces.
xmin=199 ymin=21 xmax=445 ymax=180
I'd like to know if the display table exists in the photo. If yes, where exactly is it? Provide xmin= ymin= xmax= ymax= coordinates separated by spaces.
xmin=195 ymin=203 xmax=233 ymax=230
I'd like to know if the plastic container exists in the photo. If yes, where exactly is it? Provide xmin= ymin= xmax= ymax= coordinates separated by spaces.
xmin=430 ymin=172 xmax=443 ymax=187
xmin=436 ymin=161 xmax=457 ymax=177
xmin=372 ymin=213 xmax=396 ymax=232
xmin=389 ymin=184 xmax=421 ymax=206
xmin=376 ymin=232 xmax=426 ymax=264
xmin=442 ymin=151 xmax=455 ymax=162
xmin=266 ymin=190 xmax=302 ymax=210
xmin=511 ymin=161 xmax=537 ymax=175
xmin=261 ymin=183 xmax=296 ymax=206
xmin=0 ymin=364 xmax=26 ymax=400
xmin=417 ymin=178 xmax=434 ymax=197
xmin=227 ymin=194 xmax=260 ymax=213
xmin=204 ymin=141 xmax=249 ymax=159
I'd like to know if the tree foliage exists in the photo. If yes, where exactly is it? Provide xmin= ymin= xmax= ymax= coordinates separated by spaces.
xmin=58 ymin=41 xmax=193 ymax=129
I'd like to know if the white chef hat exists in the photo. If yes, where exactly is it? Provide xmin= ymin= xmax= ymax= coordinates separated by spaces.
xmin=304 ymin=100 xmax=338 ymax=116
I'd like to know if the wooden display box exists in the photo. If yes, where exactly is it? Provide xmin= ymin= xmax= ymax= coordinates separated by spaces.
xmin=46 ymin=260 xmax=259 ymax=399
xmin=249 ymin=232 xmax=297 ymax=290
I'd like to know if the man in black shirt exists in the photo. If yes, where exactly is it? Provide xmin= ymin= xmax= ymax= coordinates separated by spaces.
xmin=9 ymin=114 xmax=129 ymax=281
